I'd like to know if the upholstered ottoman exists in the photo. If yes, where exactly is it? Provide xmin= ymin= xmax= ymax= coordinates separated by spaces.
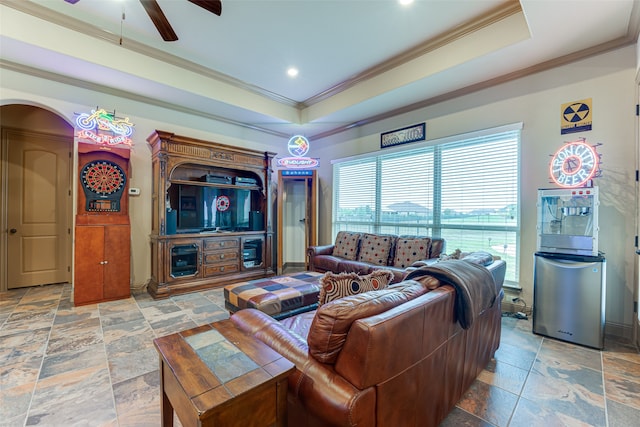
xmin=224 ymin=271 xmax=324 ymax=320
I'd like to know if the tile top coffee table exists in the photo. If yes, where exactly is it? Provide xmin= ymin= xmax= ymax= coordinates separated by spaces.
xmin=153 ymin=319 xmax=294 ymax=427
xmin=224 ymin=271 xmax=324 ymax=320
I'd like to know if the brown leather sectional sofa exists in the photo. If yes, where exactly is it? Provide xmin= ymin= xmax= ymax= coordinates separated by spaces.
xmin=307 ymin=231 xmax=446 ymax=283
xmin=231 ymin=259 xmax=506 ymax=427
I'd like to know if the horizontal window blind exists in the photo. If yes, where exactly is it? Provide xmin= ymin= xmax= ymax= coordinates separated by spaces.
xmin=333 ymin=128 xmax=520 ymax=283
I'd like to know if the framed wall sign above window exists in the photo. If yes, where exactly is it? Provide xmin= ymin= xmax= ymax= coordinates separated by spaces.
xmin=381 ymin=123 xmax=425 ymax=149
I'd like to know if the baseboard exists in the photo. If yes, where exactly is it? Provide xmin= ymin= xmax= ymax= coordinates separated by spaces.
xmin=131 ymin=281 xmax=148 ymax=295
xmin=283 ymin=262 xmax=306 ymax=272
xmin=502 ymin=301 xmax=636 ymax=344
xmin=501 ymin=300 xmax=532 ymax=316
xmin=604 ymin=321 xmax=634 ymax=342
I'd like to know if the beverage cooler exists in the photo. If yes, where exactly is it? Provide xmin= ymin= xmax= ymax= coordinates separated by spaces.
xmin=533 ymin=252 xmax=605 ymax=349
xmin=533 ymin=187 xmax=606 ymax=349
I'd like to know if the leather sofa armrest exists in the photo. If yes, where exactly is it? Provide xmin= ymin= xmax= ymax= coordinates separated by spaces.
xmin=231 ymin=309 xmax=376 ymax=426
xmin=307 ymin=245 xmax=335 ymax=272
xmin=307 ymin=244 xmax=335 ymax=256
xmin=410 ymin=258 xmax=440 ymax=268
xmin=485 ymin=259 xmax=506 ymax=290
xmin=231 ymin=309 xmax=310 ymax=361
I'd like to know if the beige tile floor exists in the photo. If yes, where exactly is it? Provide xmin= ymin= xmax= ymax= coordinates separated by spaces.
xmin=1 ymin=283 xmax=639 ymax=426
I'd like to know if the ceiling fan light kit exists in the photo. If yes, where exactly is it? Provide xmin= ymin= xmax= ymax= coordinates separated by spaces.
xmin=63 ymin=0 xmax=222 ymax=42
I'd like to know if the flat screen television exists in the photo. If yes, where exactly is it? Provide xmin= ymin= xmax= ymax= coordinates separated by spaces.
xmin=167 ymin=183 xmax=263 ymax=233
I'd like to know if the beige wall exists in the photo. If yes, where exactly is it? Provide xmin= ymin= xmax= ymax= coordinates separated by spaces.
xmin=312 ymin=45 xmax=637 ymax=337
xmin=0 ymin=44 xmax=637 ymax=337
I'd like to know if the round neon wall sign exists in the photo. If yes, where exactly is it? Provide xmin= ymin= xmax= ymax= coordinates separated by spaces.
xmin=549 ymin=141 xmax=599 ymax=188
xmin=278 ymin=135 xmax=319 ymax=168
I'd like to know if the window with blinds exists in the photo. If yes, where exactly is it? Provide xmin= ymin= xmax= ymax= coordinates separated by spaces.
xmin=332 ymin=127 xmax=520 ymax=283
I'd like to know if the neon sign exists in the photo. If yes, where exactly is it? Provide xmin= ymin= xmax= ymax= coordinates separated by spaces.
xmin=277 ymin=135 xmax=319 ymax=169
xmin=549 ymin=140 xmax=601 ymax=188
xmin=75 ymin=109 xmax=134 ymax=147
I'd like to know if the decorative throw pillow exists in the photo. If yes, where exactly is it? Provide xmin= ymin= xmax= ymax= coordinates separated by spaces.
xmin=318 ymin=270 xmax=394 ymax=306
xmin=393 ymin=237 xmax=432 ymax=268
xmin=356 ymin=233 xmax=395 ymax=265
xmin=332 ymin=231 xmax=361 ymax=260
xmin=439 ymin=248 xmax=469 ymax=261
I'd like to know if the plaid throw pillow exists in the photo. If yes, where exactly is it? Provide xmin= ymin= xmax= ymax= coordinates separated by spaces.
xmin=318 ymin=270 xmax=394 ymax=305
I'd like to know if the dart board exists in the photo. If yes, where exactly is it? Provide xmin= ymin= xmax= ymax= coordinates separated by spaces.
xmin=80 ymin=160 xmax=127 ymax=212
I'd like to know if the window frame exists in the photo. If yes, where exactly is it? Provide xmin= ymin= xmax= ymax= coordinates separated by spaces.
xmin=332 ymin=124 xmax=521 ymax=286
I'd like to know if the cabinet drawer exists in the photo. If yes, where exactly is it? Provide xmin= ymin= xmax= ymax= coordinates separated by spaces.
xmin=204 ymin=250 xmax=238 ymax=264
xmin=203 ymin=238 xmax=239 ymax=251
xmin=204 ymin=263 xmax=239 ymax=276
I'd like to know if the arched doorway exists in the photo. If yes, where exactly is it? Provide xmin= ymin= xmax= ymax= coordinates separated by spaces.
xmin=0 ymin=104 xmax=73 ymax=291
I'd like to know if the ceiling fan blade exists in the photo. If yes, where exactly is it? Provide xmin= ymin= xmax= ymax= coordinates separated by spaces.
xmin=64 ymin=0 xmax=81 ymax=4
xmin=187 ymin=0 xmax=222 ymax=16
xmin=139 ymin=0 xmax=178 ymax=41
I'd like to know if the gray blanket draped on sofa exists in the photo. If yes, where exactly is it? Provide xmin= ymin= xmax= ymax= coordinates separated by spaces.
xmin=405 ymin=259 xmax=497 ymax=329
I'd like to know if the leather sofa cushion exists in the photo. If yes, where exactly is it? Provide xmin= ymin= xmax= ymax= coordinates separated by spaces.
xmin=357 ymin=233 xmax=395 ymax=265
xmin=318 ymin=270 xmax=394 ymax=306
xmin=336 ymin=259 xmax=371 ymax=275
xmin=462 ymin=250 xmax=495 ymax=266
xmin=393 ymin=236 xmax=432 ymax=268
xmin=311 ymin=254 xmax=343 ymax=272
xmin=308 ymin=281 xmax=429 ymax=364
xmin=331 ymin=231 xmax=361 ymax=260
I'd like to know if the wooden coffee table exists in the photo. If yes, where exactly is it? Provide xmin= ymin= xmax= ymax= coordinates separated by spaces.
xmin=153 ymin=319 xmax=294 ymax=427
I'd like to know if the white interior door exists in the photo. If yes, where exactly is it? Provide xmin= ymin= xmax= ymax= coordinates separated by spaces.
xmin=6 ymin=129 xmax=71 ymax=288
xmin=283 ymin=179 xmax=307 ymax=268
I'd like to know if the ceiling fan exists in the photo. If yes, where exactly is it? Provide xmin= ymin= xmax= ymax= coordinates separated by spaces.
xmin=63 ymin=0 xmax=222 ymax=42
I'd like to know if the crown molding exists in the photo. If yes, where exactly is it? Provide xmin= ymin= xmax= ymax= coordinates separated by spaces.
xmin=0 ymin=59 xmax=291 ymax=139
xmin=308 ymin=35 xmax=637 ymax=142
xmin=301 ymin=1 xmax=524 ymax=108
xmin=2 ymin=0 xmax=638 ymax=144
xmin=0 ymin=0 xmax=300 ymax=108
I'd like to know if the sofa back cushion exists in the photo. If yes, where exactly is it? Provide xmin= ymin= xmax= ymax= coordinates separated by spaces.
xmin=332 ymin=231 xmax=361 ymax=260
xmin=392 ymin=236 xmax=432 ymax=268
xmin=318 ymin=270 xmax=394 ymax=306
xmin=308 ymin=281 xmax=428 ymax=364
xmin=356 ymin=233 xmax=395 ymax=265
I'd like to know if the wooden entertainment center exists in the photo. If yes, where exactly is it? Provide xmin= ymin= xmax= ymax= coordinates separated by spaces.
xmin=147 ymin=130 xmax=276 ymax=298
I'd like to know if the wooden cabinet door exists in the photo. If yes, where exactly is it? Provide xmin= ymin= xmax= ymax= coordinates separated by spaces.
xmin=166 ymin=240 xmax=203 ymax=283
xmin=103 ymin=225 xmax=130 ymax=300
xmin=74 ymin=226 xmax=105 ymax=305
xmin=74 ymin=225 xmax=130 ymax=305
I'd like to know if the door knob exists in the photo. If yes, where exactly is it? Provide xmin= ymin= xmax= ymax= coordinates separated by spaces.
xmin=9 ymin=229 xmax=17 ymax=234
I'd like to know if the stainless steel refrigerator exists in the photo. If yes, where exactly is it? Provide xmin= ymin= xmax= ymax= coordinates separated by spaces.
xmin=532 ymin=251 xmax=606 ymax=349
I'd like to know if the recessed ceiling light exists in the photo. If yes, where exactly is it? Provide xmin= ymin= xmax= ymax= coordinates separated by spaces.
xmin=398 ymin=0 xmax=414 ymax=5
xmin=287 ymin=67 xmax=299 ymax=78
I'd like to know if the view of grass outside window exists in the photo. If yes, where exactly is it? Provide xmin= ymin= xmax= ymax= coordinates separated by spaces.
xmin=332 ymin=126 xmax=521 ymax=284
